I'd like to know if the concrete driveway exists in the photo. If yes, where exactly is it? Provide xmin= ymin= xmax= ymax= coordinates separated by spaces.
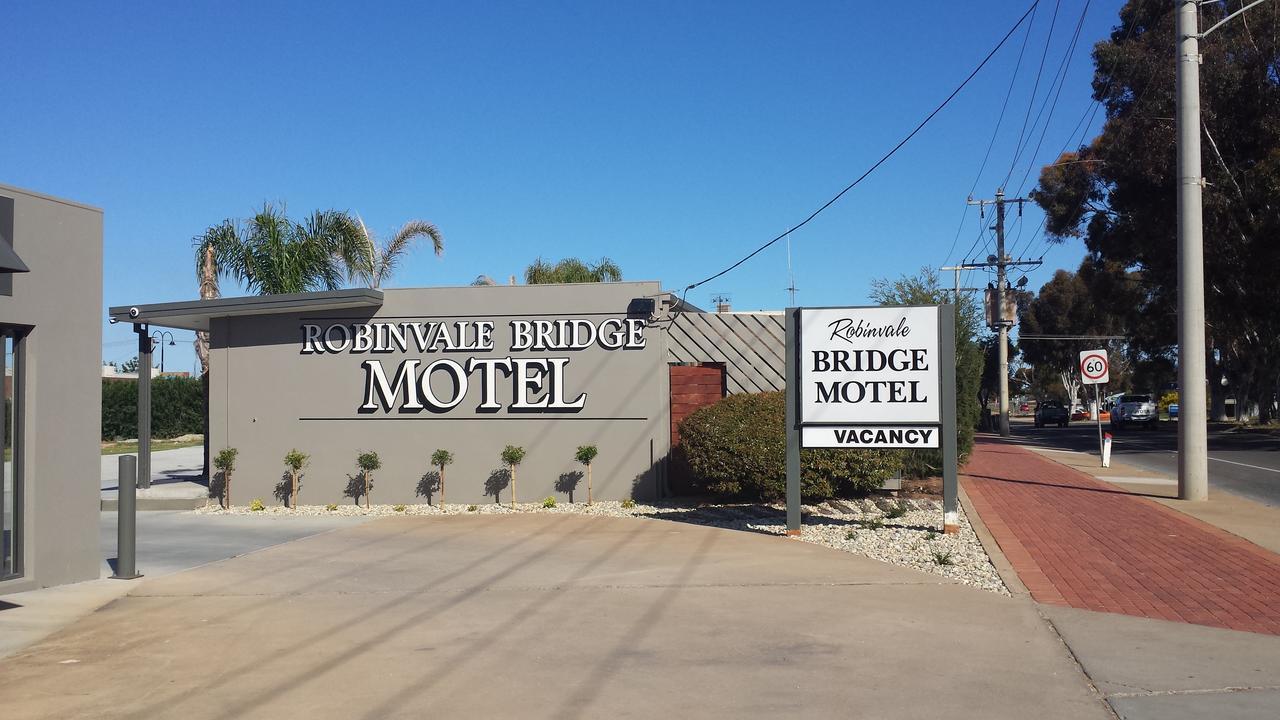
xmin=0 ymin=514 xmax=1109 ymax=719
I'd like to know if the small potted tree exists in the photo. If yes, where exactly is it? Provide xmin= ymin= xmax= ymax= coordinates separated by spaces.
xmin=357 ymin=451 xmax=381 ymax=509
xmin=500 ymin=445 xmax=526 ymax=510
xmin=575 ymin=445 xmax=598 ymax=506
xmin=214 ymin=447 xmax=239 ymax=509
xmin=284 ymin=449 xmax=308 ymax=508
xmin=431 ymin=449 xmax=454 ymax=508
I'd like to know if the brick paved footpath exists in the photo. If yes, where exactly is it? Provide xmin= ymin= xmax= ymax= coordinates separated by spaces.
xmin=962 ymin=437 xmax=1280 ymax=636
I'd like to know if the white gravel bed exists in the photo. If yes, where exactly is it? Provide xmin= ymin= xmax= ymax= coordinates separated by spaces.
xmin=191 ymin=496 xmax=1007 ymax=594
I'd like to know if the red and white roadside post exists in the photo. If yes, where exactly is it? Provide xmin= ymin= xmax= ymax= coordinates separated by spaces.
xmin=1079 ymin=349 xmax=1110 ymax=467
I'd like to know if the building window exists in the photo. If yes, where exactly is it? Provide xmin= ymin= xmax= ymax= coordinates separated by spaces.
xmin=1 ymin=330 xmax=22 ymax=580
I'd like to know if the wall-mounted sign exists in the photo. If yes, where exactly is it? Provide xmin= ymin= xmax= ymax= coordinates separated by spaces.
xmin=798 ymin=306 xmax=941 ymax=427
xmin=299 ymin=317 xmax=648 ymax=415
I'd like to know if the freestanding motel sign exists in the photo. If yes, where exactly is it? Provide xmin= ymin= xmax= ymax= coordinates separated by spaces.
xmin=785 ymin=305 xmax=959 ymax=535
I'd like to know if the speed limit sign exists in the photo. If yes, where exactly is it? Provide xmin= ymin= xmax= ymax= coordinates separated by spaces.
xmin=1079 ymin=349 xmax=1109 ymax=385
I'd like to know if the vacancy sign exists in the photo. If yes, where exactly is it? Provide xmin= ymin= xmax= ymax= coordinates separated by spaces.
xmin=1079 ymin=349 xmax=1109 ymax=386
xmin=798 ymin=306 xmax=941 ymax=448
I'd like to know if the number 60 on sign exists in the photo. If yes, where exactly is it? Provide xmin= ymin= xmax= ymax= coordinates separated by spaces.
xmin=1079 ymin=349 xmax=1109 ymax=386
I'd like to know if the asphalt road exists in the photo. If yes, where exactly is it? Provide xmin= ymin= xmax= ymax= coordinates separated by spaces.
xmin=1009 ymin=418 xmax=1280 ymax=507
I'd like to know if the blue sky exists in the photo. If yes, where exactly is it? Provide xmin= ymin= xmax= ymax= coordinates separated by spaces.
xmin=2 ymin=1 xmax=1123 ymax=373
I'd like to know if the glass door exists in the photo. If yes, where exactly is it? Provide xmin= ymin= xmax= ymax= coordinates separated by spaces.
xmin=1 ymin=330 xmax=20 ymax=580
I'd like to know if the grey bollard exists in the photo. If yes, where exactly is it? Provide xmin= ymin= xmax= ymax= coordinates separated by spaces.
xmin=111 ymin=454 xmax=142 ymax=580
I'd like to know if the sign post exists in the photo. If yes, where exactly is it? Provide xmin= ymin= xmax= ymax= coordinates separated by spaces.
xmin=786 ymin=305 xmax=957 ymax=535
xmin=1079 ymin=349 xmax=1110 ymax=466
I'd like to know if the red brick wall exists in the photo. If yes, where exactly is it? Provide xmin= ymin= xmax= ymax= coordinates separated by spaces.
xmin=670 ymin=364 xmax=725 ymax=446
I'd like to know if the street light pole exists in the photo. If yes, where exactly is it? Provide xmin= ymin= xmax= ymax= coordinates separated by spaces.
xmin=1175 ymin=0 xmax=1209 ymax=501
xmin=149 ymin=330 xmax=174 ymax=374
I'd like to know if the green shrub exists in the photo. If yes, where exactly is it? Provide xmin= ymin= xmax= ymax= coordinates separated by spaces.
xmin=325 ymin=503 xmax=338 ymax=511
xmin=620 ymin=498 xmax=636 ymax=509
xmin=101 ymin=376 xmax=205 ymax=440
xmin=678 ymin=391 xmax=902 ymax=502
xmin=467 ymin=504 xmax=478 ymax=512
xmin=542 ymin=496 xmax=556 ymax=508
xmin=249 ymin=498 xmax=265 ymax=512
xmin=863 ymin=518 xmax=885 ymax=530
xmin=393 ymin=504 xmax=407 ymax=512
xmin=931 ymin=550 xmax=954 ymax=566
xmin=844 ymin=529 xmax=857 ymax=540
xmin=885 ymin=504 xmax=907 ymax=520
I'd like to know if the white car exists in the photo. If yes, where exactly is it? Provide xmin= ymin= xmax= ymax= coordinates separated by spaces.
xmin=1111 ymin=394 xmax=1159 ymax=430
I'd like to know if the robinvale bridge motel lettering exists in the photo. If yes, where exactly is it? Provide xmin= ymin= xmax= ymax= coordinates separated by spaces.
xmin=798 ymin=306 xmax=942 ymax=449
xmin=300 ymin=317 xmax=648 ymax=413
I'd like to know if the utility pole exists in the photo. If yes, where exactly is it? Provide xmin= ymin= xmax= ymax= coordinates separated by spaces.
xmin=1175 ymin=0 xmax=1209 ymax=502
xmin=939 ymin=263 xmax=985 ymax=304
xmin=968 ymin=190 xmax=1037 ymax=437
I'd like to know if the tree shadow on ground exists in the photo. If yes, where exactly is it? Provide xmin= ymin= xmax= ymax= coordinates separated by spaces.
xmin=484 ymin=468 xmax=510 ymax=504
xmin=556 ymin=470 xmax=583 ymax=503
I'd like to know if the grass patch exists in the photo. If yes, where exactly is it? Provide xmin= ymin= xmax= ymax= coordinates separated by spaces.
xmin=101 ymin=436 xmax=204 ymax=456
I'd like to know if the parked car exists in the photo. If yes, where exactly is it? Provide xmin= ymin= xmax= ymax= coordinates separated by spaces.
xmin=1111 ymin=394 xmax=1159 ymax=430
xmin=1034 ymin=400 xmax=1070 ymax=428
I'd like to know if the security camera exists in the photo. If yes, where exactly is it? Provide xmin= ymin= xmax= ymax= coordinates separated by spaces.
xmin=128 ymin=307 xmax=141 ymax=318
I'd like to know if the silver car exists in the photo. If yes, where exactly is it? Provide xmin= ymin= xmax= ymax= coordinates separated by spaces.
xmin=1111 ymin=394 xmax=1159 ymax=430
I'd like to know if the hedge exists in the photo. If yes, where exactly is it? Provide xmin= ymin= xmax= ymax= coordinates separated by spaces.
xmin=678 ymin=391 xmax=902 ymax=501
xmin=101 ymin=376 xmax=205 ymax=440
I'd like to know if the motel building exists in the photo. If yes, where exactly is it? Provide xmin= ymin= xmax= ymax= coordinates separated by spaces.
xmin=108 ymin=283 xmax=788 ymax=515
xmin=0 ymin=184 xmax=103 ymax=595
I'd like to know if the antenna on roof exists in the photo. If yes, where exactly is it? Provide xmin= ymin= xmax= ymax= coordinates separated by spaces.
xmin=785 ymin=231 xmax=799 ymax=306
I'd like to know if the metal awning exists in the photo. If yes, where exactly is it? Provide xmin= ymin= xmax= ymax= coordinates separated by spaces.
xmin=108 ymin=289 xmax=384 ymax=331
xmin=0 ymin=240 xmax=29 ymax=273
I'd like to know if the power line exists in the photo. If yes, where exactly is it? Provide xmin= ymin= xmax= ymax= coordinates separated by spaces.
xmin=1013 ymin=7 xmax=1149 ymax=263
xmin=1004 ymin=0 xmax=1063 ymax=187
xmin=942 ymin=1 xmax=1040 ymax=268
xmin=681 ymin=1 xmax=1041 ymax=295
xmin=1010 ymin=0 xmax=1093 ymax=199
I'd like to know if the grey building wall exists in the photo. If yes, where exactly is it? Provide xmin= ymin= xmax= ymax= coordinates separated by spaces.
xmin=209 ymin=282 xmax=670 ymax=506
xmin=0 ymin=183 xmax=103 ymax=593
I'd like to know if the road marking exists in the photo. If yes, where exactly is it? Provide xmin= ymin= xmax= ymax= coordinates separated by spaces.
xmin=1207 ymin=456 xmax=1280 ymax=474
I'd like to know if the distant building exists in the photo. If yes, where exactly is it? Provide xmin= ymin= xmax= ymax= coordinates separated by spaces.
xmin=101 ymin=364 xmax=189 ymax=381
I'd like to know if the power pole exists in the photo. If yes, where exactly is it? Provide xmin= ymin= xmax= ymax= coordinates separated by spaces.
xmin=1175 ymin=0 xmax=1209 ymax=501
xmin=968 ymin=190 xmax=1037 ymax=437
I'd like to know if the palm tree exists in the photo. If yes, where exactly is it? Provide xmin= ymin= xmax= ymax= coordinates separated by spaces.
xmin=193 ymin=220 xmax=237 ymax=373
xmin=524 ymin=257 xmax=621 ymax=284
xmin=192 ymin=204 xmax=444 ymax=373
xmin=352 ymin=216 xmax=444 ymax=289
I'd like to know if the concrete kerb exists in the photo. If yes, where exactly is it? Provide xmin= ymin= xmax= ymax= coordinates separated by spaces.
xmin=959 ymin=460 xmax=1120 ymax=719
xmin=958 ymin=484 xmax=1028 ymax=597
